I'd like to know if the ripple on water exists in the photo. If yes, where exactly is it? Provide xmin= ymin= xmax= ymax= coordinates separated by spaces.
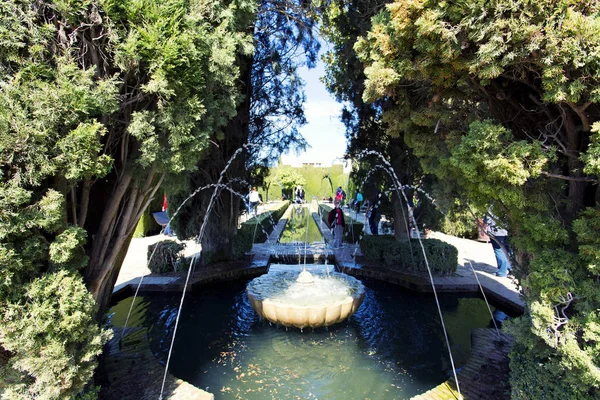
xmin=109 ymin=275 xmax=506 ymax=399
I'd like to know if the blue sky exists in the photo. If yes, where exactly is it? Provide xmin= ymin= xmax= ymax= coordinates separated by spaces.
xmin=281 ymin=59 xmax=348 ymax=165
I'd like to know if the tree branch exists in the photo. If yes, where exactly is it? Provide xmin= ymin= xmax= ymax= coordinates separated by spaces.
xmin=78 ymin=178 xmax=92 ymax=227
xmin=566 ymin=101 xmax=592 ymax=132
xmin=70 ymin=187 xmax=78 ymax=226
xmin=540 ymin=171 xmax=598 ymax=184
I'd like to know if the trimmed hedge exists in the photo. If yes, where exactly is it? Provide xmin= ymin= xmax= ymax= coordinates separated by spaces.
xmin=360 ymin=235 xmax=458 ymax=275
xmin=133 ymin=212 xmax=161 ymax=238
xmin=232 ymin=201 xmax=290 ymax=258
xmin=318 ymin=203 xmax=364 ymax=243
xmin=133 ymin=194 xmax=164 ymax=237
xmin=147 ymin=240 xmax=187 ymax=273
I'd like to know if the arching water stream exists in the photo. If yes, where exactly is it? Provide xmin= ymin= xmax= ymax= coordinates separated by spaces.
xmin=108 ymin=265 xmax=510 ymax=399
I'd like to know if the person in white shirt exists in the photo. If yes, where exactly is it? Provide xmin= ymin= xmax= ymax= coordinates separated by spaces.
xmin=249 ymin=187 xmax=261 ymax=215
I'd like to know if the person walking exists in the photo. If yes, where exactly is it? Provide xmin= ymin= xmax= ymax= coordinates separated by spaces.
xmin=249 ymin=187 xmax=261 ymax=215
xmin=354 ymin=191 xmax=363 ymax=212
xmin=327 ymin=200 xmax=346 ymax=248
xmin=366 ymin=191 xmax=384 ymax=235
xmin=295 ymin=185 xmax=305 ymax=204
xmin=334 ymin=186 xmax=346 ymax=206
xmin=478 ymin=213 xmax=512 ymax=277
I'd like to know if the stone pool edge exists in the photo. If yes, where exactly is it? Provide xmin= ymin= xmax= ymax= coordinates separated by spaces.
xmin=106 ymin=256 xmax=520 ymax=400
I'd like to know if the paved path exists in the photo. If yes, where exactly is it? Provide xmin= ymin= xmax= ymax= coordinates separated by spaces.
xmin=115 ymin=206 xmax=524 ymax=313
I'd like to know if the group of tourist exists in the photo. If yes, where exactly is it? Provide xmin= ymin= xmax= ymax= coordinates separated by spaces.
xmin=243 ymin=184 xmax=513 ymax=279
xmin=328 ymin=186 xmax=385 ymax=247
xmin=328 ymin=186 xmax=513 ymax=279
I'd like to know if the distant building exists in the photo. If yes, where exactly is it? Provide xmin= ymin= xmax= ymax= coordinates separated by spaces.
xmin=280 ymin=155 xmax=352 ymax=173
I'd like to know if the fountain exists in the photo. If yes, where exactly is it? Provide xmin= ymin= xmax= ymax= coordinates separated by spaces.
xmin=246 ymin=269 xmax=365 ymax=329
xmin=247 ymin=196 xmax=365 ymax=329
xmin=108 ymin=146 xmax=517 ymax=399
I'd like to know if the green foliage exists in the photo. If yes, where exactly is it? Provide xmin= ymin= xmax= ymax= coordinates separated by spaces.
xmin=48 ymin=226 xmax=88 ymax=271
xmin=265 ymin=163 xmax=348 ymax=201
xmin=357 ymin=0 xmax=600 ymax=395
xmin=232 ymin=201 xmax=289 ymax=258
xmin=506 ymin=316 xmax=600 ymax=400
xmin=278 ymin=206 xmax=323 ymax=243
xmin=318 ymin=0 xmax=430 ymax=253
xmin=133 ymin=194 xmax=164 ymax=238
xmin=0 ymin=271 xmax=112 ymax=400
xmin=273 ymin=168 xmax=306 ymax=198
xmin=360 ymin=235 xmax=458 ymax=275
xmin=133 ymin=212 xmax=159 ymax=238
xmin=102 ymin=0 xmax=256 ymax=175
xmin=573 ymin=208 xmax=600 ymax=275
xmin=584 ymin=122 xmax=600 ymax=176
xmin=439 ymin=200 xmax=479 ymax=239
xmin=147 ymin=240 xmax=186 ymax=274
xmin=1 ymin=0 xmax=258 ymax=396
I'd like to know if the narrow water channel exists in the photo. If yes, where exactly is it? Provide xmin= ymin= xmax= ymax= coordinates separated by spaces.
xmin=278 ymin=204 xmax=323 ymax=244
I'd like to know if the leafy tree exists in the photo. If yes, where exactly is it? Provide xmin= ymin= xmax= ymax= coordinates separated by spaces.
xmin=318 ymin=0 xmax=438 ymax=240
xmin=357 ymin=0 xmax=600 ymax=397
xmin=170 ymin=0 xmax=320 ymax=259
xmin=264 ymin=163 xmax=348 ymax=201
xmin=274 ymin=167 xmax=306 ymax=199
xmin=0 ymin=0 xmax=254 ymax=397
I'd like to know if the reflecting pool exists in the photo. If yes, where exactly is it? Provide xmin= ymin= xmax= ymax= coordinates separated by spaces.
xmin=108 ymin=266 xmax=508 ymax=399
xmin=278 ymin=205 xmax=323 ymax=243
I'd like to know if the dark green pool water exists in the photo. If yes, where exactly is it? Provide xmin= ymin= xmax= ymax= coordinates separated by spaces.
xmin=108 ymin=267 xmax=508 ymax=399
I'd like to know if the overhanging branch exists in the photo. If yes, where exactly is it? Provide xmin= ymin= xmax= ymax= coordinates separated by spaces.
xmin=540 ymin=171 xmax=599 ymax=184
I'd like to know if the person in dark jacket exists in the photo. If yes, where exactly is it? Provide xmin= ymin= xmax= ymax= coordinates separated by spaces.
xmin=366 ymin=191 xmax=384 ymax=235
xmin=327 ymin=200 xmax=346 ymax=248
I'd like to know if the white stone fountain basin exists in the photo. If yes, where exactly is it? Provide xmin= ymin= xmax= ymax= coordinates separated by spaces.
xmin=246 ymin=271 xmax=365 ymax=329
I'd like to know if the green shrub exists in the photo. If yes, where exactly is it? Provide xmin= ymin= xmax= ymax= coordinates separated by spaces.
xmin=505 ymin=316 xmax=600 ymax=399
xmin=0 ymin=271 xmax=112 ymax=399
xmin=133 ymin=212 xmax=160 ymax=238
xmin=147 ymin=240 xmax=186 ymax=274
xmin=232 ymin=201 xmax=289 ymax=259
xmin=360 ymin=235 xmax=458 ymax=275
xmin=318 ymin=204 xmax=364 ymax=243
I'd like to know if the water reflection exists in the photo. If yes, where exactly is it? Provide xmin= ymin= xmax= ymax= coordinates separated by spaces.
xmin=279 ymin=205 xmax=322 ymax=243
xmin=108 ymin=278 xmax=508 ymax=399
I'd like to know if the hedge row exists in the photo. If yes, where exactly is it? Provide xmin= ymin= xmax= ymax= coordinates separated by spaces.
xmin=232 ymin=201 xmax=290 ymax=259
xmin=360 ymin=235 xmax=458 ymax=275
xmin=147 ymin=240 xmax=187 ymax=274
xmin=318 ymin=203 xmax=364 ymax=243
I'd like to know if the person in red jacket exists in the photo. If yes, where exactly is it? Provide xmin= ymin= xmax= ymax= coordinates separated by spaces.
xmin=327 ymin=200 xmax=346 ymax=248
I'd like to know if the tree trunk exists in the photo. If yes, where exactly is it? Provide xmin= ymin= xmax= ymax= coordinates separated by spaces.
xmin=82 ymin=167 xmax=162 ymax=317
xmin=95 ymin=233 xmax=134 ymax=317
xmin=392 ymin=191 xmax=411 ymax=242
xmin=200 ymin=190 xmax=241 ymax=263
xmin=563 ymin=106 xmax=586 ymax=216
